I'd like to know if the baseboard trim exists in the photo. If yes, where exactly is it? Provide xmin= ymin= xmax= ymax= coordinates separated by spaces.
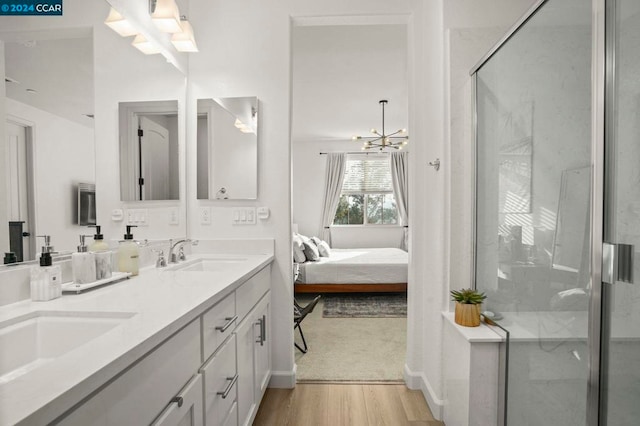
xmin=269 ymin=366 xmax=296 ymax=388
xmin=404 ymin=364 xmax=444 ymax=420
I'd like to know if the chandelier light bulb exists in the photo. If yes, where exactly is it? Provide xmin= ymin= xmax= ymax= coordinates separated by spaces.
xmin=370 ymin=128 xmax=377 ymax=134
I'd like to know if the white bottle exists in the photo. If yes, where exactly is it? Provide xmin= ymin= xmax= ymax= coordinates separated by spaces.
xmin=117 ymin=225 xmax=139 ymax=276
xmin=30 ymin=235 xmax=62 ymax=301
xmin=89 ymin=225 xmax=112 ymax=280
xmin=72 ymin=234 xmax=96 ymax=284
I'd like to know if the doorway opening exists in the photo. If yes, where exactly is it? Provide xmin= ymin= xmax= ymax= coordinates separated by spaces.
xmin=290 ymin=17 xmax=410 ymax=383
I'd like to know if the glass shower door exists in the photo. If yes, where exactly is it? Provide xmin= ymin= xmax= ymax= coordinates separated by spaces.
xmin=601 ymin=1 xmax=640 ymax=424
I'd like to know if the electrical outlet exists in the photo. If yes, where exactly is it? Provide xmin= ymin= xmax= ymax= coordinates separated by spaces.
xmin=200 ymin=206 xmax=212 ymax=225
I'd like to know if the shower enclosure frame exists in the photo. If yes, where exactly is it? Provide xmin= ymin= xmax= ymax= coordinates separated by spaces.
xmin=468 ymin=0 xmax=610 ymax=424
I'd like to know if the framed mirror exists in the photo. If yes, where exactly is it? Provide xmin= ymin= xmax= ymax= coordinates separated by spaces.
xmin=119 ymin=100 xmax=180 ymax=201
xmin=2 ymin=28 xmax=95 ymax=263
xmin=196 ymin=97 xmax=258 ymax=200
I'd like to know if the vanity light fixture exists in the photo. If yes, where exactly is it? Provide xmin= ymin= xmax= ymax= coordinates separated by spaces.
xmin=104 ymin=7 xmax=137 ymax=37
xmin=353 ymin=100 xmax=409 ymax=151
xmin=150 ymin=0 xmax=182 ymax=33
xmin=171 ymin=17 xmax=198 ymax=52
xmin=132 ymin=34 xmax=161 ymax=55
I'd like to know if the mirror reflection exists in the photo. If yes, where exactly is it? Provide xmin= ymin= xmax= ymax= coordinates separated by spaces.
xmin=2 ymin=29 xmax=95 ymax=263
xmin=119 ymin=100 xmax=180 ymax=201
xmin=197 ymin=97 xmax=258 ymax=200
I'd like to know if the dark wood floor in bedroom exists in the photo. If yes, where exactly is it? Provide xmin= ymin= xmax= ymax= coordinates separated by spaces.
xmin=254 ymin=383 xmax=444 ymax=426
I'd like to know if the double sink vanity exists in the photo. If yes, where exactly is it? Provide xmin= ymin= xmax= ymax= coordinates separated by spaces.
xmin=0 ymin=250 xmax=273 ymax=426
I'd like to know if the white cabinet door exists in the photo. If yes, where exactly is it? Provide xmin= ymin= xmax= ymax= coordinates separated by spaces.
xmin=152 ymin=374 xmax=204 ymax=426
xmin=235 ymin=313 xmax=256 ymax=426
xmin=253 ymin=294 xmax=271 ymax=402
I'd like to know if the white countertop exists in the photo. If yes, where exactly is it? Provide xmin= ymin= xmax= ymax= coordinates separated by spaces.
xmin=0 ymin=253 xmax=273 ymax=425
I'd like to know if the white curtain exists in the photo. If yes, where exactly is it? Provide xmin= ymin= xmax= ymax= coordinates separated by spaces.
xmin=319 ymin=153 xmax=346 ymax=245
xmin=390 ymin=152 xmax=409 ymax=250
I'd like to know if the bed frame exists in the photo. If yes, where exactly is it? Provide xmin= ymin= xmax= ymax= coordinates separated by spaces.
xmin=294 ymin=283 xmax=407 ymax=293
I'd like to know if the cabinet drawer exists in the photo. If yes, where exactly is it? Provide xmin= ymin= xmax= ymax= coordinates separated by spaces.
xmin=202 ymin=291 xmax=236 ymax=361
xmin=201 ymin=334 xmax=237 ymax=426
xmin=151 ymin=374 xmax=204 ymax=426
xmin=236 ymin=266 xmax=270 ymax=322
xmin=60 ymin=320 xmax=201 ymax=425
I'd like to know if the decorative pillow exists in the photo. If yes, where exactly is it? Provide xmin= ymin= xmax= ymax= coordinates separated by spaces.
xmin=302 ymin=241 xmax=320 ymax=261
xmin=316 ymin=240 xmax=331 ymax=257
xmin=292 ymin=234 xmax=306 ymax=263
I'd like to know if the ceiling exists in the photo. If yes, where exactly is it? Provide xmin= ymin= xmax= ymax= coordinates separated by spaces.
xmin=3 ymin=30 xmax=94 ymax=127
xmin=291 ymin=24 xmax=408 ymax=144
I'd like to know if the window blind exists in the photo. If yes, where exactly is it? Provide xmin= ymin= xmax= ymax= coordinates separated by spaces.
xmin=341 ymin=156 xmax=393 ymax=193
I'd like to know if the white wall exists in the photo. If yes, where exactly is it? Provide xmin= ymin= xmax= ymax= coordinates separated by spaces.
xmin=93 ymin=21 xmax=187 ymax=246
xmin=6 ymin=98 xmax=95 ymax=255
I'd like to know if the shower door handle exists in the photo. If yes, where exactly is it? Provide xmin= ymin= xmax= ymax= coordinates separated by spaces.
xmin=602 ymin=242 xmax=634 ymax=284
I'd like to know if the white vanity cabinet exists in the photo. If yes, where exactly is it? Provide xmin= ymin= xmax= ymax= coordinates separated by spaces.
xmin=236 ymin=293 xmax=271 ymax=426
xmin=57 ymin=263 xmax=271 ymax=426
xmin=59 ymin=320 xmax=202 ymax=426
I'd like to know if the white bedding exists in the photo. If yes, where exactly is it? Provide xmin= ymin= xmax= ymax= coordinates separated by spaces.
xmin=296 ymin=248 xmax=408 ymax=284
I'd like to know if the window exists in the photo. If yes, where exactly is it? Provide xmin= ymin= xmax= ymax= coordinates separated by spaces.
xmin=333 ymin=156 xmax=398 ymax=225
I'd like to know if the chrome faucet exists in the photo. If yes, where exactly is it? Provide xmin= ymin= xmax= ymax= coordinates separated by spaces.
xmin=168 ymin=239 xmax=198 ymax=263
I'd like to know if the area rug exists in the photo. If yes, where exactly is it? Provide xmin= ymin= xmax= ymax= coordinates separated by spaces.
xmin=322 ymin=293 xmax=407 ymax=318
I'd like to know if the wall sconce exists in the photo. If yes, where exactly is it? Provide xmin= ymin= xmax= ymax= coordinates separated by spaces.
xmin=132 ymin=34 xmax=161 ymax=55
xmin=104 ymin=8 xmax=137 ymax=37
xmin=150 ymin=0 xmax=182 ymax=33
xmin=171 ymin=17 xmax=198 ymax=52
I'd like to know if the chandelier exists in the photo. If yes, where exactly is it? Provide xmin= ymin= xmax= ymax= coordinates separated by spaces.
xmin=352 ymin=100 xmax=408 ymax=151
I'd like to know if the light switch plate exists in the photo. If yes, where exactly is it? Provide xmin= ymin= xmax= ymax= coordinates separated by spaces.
xmin=232 ymin=208 xmax=256 ymax=225
xmin=200 ymin=206 xmax=212 ymax=225
xmin=168 ymin=208 xmax=179 ymax=225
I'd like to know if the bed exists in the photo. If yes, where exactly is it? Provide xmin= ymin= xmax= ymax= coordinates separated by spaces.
xmin=294 ymin=247 xmax=408 ymax=293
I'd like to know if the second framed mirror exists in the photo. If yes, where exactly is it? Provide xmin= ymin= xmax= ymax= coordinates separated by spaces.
xmin=197 ymin=97 xmax=258 ymax=200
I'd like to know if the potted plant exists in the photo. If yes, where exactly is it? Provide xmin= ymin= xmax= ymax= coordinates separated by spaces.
xmin=450 ymin=288 xmax=487 ymax=327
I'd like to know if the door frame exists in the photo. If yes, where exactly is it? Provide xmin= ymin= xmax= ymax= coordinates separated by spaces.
xmin=5 ymin=115 xmax=36 ymax=261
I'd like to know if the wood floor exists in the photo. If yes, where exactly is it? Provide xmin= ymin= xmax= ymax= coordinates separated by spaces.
xmin=253 ymin=383 xmax=444 ymax=426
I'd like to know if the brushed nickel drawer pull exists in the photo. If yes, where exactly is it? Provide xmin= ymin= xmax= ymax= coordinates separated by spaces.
xmin=215 ymin=315 xmax=238 ymax=332
xmin=217 ymin=374 xmax=238 ymax=399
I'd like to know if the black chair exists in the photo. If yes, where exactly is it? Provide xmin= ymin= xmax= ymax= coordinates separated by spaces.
xmin=294 ymin=295 xmax=321 ymax=353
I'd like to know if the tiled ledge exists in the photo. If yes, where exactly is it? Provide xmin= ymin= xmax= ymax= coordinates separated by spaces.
xmin=441 ymin=311 xmax=505 ymax=343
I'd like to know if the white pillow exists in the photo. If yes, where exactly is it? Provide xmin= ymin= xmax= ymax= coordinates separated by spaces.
xmin=311 ymin=237 xmax=331 ymax=257
xmin=316 ymin=240 xmax=331 ymax=257
xmin=292 ymin=234 xmax=306 ymax=263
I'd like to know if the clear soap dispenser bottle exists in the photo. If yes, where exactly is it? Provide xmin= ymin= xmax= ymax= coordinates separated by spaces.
xmin=117 ymin=225 xmax=139 ymax=276
xmin=88 ymin=225 xmax=112 ymax=280
xmin=30 ymin=235 xmax=62 ymax=301
xmin=72 ymin=234 xmax=96 ymax=284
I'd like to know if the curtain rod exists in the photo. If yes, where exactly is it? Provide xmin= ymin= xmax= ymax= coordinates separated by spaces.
xmin=319 ymin=151 xmax=392 ymax=155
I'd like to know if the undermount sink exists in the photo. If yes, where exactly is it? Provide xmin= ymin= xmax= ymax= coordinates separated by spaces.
xmin=0 ymin=311 xmax=135 ymax=384
xmin=170 ymin=257 xmax=248 ymax=272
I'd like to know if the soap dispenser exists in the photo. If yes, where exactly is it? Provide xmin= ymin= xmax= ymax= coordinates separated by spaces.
xmin=72 ymin=234 xmax=96 ymax=284
xmin=117 ymin=225 xmax=139 ymax=276
xmin=30 ymin=235 xmax=62 ymax=301
xmin=89 ymin=225 xmax=112 ymax=280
